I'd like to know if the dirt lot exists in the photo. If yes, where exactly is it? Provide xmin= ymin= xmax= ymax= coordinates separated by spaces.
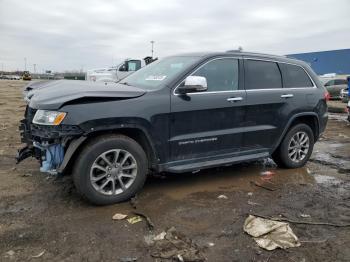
xmin=0 ymin=80 xmax=349 ymax=262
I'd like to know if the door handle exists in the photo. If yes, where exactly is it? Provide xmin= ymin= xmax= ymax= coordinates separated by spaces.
xmin=281 ymin=94 xmax=294 ymax=98
xmin=227 ymin=97 xmax=243 ymax=102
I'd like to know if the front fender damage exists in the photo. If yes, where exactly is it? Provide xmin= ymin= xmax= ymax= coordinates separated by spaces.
xmin=17 ymin=111 xmax=85 ymax=175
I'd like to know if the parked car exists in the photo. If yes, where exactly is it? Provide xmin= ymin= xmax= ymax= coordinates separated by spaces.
xmin=86 ymin=57 xmax=157 ymax=82
xmin=321 ymin=78 xmax=348 ymax=100
xmin=17 ymin=51 xmax=328 ymax=205
xmin=340 ymin=88 xmax=349 ymax=103
xmin=22 ymin=71 xmax=32 ymax=81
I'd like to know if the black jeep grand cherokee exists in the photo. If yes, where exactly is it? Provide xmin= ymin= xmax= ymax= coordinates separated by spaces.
xmin=17 ymin=51 xmax=328 ymax=205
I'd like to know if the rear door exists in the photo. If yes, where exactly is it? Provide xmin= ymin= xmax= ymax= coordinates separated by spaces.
xmin=169 ymin=57 xmax=246 ymax=161
xmin=242 ymin=59 xmax=316 ymax=151
xmin=242 ymin=59 xmax=290 ymax=151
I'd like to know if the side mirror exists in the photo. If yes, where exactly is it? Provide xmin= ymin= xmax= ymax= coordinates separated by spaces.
xmin=118 ymin=62 xmax=128 ymax=72
xmin=177 ymin=76 xmax=208 ymax=94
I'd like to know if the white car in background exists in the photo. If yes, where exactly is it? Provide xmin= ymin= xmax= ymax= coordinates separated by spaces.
xmin=86 ymin=59 xmax=146 ymax=83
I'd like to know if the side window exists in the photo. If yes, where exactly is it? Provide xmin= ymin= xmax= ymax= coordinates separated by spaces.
xmin=325 ymin=80 xmax=334 ymax=86
xmin=127 ymin=60 xmax=141 ymax=71
xmin=279 ymin=63 xmax=313 ymax=88
xmin=245 ymin=60 xmax=282 ymax=89
xmin=192 ymin=58 xmax=239 ymax=92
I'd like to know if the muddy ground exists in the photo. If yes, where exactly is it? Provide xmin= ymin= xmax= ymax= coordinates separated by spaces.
xmin=0 ymin=80 xmax=349 ymax=262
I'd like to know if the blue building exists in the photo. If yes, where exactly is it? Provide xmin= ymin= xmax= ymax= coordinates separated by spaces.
xmin=287 ymin=48 xmax=350 ymax=75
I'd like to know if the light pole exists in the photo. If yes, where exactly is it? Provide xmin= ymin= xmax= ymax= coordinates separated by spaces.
xmin=24 ymin=57 xmax=27 ymax=71
xmin=150 ymin=40 xmax=155 ymax=58
xmin=33 ymin=64 xmax=36 ymax=74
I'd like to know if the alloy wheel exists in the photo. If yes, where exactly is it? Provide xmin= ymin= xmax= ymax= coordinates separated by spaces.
xmin=288 ymin=131 xmax=310 ymax=163
xmin=90 ymin=149 xmax=138 ymax=195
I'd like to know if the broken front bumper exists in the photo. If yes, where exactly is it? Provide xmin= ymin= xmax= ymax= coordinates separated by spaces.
xmin=17 ymin=106 xmax=85 ymax=174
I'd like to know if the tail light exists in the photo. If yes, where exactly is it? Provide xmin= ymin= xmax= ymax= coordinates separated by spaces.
xmin=324 ymin=91 xmax=331 ymax=101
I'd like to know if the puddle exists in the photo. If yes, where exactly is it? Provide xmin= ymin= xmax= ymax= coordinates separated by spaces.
xmin=142 ymin=163 xmax=316 ymax=200
xmin=328 ymin=113 xmax=348 ymax=122
xmin=312 ymin=141 xmax=350 ymax=171
xmin=313 ymin=174 xmax=343 ymax=185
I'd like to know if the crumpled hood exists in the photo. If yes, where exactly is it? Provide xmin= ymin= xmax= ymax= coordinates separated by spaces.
xmin=28 ymin=80 xmax=146 ymax=110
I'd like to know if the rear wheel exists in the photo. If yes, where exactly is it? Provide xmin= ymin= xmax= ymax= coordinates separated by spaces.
xmin=73 ymin=134 xmax=148 ymax=205
xmin=272 ymin=124 xmax=314 ymax=168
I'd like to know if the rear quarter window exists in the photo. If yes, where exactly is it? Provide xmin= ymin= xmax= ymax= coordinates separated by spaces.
xmin=279 ymin=63 xmax=314 ymax=88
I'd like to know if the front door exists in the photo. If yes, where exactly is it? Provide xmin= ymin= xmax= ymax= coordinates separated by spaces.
xmin=169 ymin=57 xmax=246 ymax=161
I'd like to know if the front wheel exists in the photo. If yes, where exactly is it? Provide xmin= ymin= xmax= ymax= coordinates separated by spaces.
xmin=272 ymin=124 xmax=314 ymax=168
xmin=73 ymin=134 xmax=148 ymax=205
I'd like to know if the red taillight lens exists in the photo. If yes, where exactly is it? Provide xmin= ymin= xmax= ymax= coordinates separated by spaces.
xmin=324 ymin=91 xmax=331 ymax=101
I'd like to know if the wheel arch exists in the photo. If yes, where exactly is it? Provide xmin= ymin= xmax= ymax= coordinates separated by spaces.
xmin=58 ymin=126 xmax=158 ymax=174
xmin=272 ymin=112 xmax=320 ymax=153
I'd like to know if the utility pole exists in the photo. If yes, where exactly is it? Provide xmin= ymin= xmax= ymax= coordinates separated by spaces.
xmin=33 ymin=64 xmax=36 ymax=74
xmin=150 ymin=40 xmax=155 ymax=58
xmin=1 ymin=62 xmax=3 ymax=73
xmin=24 ymin=57 xmax=27 ymax=71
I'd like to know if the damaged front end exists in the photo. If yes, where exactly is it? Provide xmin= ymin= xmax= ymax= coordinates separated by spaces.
xmin=17 ymin=106 xmax=84 ymax=175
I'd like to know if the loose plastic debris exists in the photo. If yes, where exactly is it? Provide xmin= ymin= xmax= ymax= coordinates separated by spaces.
xmin=217 ymin=194 xmax=228 ymax=199
xmin=300 ymin=214 xmax=311 ymax=218
xmin=112 ymin=213 xmax=128 ymax=220
xmin=119 ymin=257 xmax=137 ymax=262
xmin=32 ymin=251 xmax=45 ymax=258
xmin=260 ymin=171 xmax=276 ymax=180
xmin=127 ymin=216 xmax=143 ymax=224
xmin=149 ymin=227 xmax=205 ymax=261
xmin=153 ymin=231 xmax=166 ymax=241
xmin=243 ymin=215 xmax=301 ymax=250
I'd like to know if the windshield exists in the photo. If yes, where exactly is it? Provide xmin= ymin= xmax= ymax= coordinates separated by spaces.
xmin=120 ymin=56 xmax=199 ymax=90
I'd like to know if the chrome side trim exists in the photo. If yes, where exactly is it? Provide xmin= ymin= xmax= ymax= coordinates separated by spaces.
xmin=172 ymin=56 xmax=318 ymax=97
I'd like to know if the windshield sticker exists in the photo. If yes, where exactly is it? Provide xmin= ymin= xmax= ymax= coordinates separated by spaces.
xmin=145 ymin=75 xmax=167 ymax=81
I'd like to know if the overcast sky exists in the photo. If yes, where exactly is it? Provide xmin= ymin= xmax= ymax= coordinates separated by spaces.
xmin=0 ymin=0 xmax=349 ymax=72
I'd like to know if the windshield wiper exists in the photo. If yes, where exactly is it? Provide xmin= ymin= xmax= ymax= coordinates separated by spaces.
xmin=119 ymin=82 xmax=130 ymax=86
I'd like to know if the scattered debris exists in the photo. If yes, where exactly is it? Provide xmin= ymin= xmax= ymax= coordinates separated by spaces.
xmin=247 ymin=192 xmax=253 ymax=196
xmin=112 ymin=213 xmax=128 ymax=220
xmin=248 ymin=200 xmax=261 ymax=206
xmin=130 ymin=196 xmax=138 ymax=209
xmin=217 ymin=194 xmax=228 ymax=199
xmin=154 ymin=231 xmax=166 ymax=241
xmin=132 ymin=211 xmax=154 ymax=230
xmin=144 ymin=234 xmax=156 ymax=246
xmin=338 ymin=133 xmax=349 ymax=139
xmin=251 ymin=213 xmax=350 ymax=227
xmin=299 ymin=214 xmax=311 ymax=218
xmin=6 ymin=250 xmax=15 ymax=256
xmin=32 ymin=251 xmax=45 ymax=258
xmin=119 ymin=257 xmax=138 ymax=262
xmin=149 ymin=227 xmax=205 ymax=261
xmin=260 ymin=171 xmax=276 ymax=180
xmin=177 ymin=254 xmax=185 ymax=261
xmin=207 ymin=242 xmax=215 ymax=247
xmin=243 ymin=215 xmax=301 ymax=250
xmin=127 ymin=216 xmax=143 ymax=224
xmin=21 ymin=173 xmax=32 ymax=177
xmin=251 ymin=181 xmax=278 ymax=191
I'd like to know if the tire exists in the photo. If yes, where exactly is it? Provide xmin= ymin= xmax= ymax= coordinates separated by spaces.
xmin=73 ymin=134 xmax=148 ymax=205
xmin=272 ymin=124 xmax=314 ymax=169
